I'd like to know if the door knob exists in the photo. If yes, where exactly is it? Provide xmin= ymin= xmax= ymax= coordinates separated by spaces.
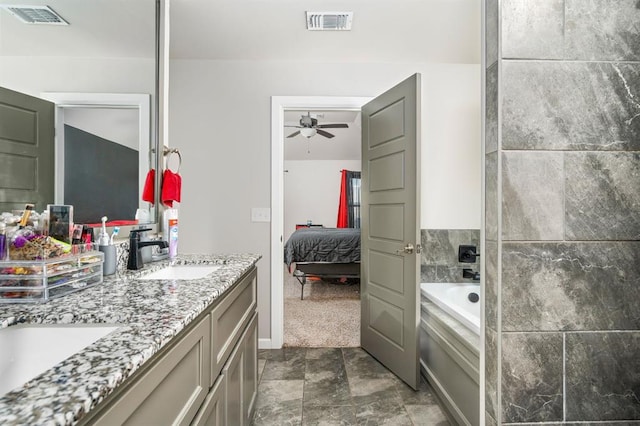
xmin=396 ymin=243 xmax=415 ymax=254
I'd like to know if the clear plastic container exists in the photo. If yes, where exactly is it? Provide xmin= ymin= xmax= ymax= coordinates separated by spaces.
xmin=0 ymin=244 xmax=104 ymax=304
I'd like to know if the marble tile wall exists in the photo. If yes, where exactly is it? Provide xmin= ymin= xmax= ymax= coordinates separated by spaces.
xmin=483 ymin=0 xmax=640 ymax=423
xmin=420 ymin=229 xmax=480 ymax=283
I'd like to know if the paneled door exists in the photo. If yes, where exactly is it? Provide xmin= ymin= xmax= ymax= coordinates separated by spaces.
xmin=360 ymin=74 xmax=421 ymax=389
xmin=0 ymin=86 xmax=55 ymax=212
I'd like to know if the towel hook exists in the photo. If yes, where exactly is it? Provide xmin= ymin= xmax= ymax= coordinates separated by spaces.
xmin=163 ymin=147 xmax=182 ymax=173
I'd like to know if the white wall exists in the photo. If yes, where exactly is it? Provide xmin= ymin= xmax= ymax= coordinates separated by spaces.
xmin=169 ymin=59 xmax=480 ymax=341
xmin=0 ymin=56 xmax=154 ymax=98
xmin=283 ymin=160 xmax=361 ymax=242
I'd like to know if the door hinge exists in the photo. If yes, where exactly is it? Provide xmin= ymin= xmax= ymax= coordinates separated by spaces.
xmin=416 ymin=244 xmax=422 ymax=254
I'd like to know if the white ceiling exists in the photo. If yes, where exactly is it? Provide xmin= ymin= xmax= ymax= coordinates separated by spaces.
xmin=170 ymin=0 xmax=481 ymax=64
xmin=0 ymin=0 xmax=480 ymax=64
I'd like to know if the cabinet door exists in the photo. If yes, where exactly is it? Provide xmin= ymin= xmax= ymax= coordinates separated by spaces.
xmin=222 ymin=312 xmax=258 ymax=426
xmin=210 ymin=267 xmax=257 ymax=386
xmin=91 ymin=316 xmax=211 ymax=426
xmin=243 ymin=313 xmax=258 ymax=424
xmin=192 ymin=374 xmax=226 ymax=426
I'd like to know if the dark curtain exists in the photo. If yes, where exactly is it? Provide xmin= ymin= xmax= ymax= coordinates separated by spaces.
xmin=337 ymin=170 xmax=361 ymax=228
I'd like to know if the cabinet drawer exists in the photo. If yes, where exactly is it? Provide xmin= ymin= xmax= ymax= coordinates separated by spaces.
xmin=210 ymin=267 xmax=257 ymax=386
xmin=91 ymin=316 xmax=211 ymax=426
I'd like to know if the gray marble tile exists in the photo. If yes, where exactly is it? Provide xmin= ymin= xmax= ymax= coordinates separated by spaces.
xmin=565 ymin=0 xmax=640 ymax=61
xmin=306 ymin=347 xmax=343 ymax=362
xmin=486 ymin=411 xmax=498 ymax=426
xmin=252 ymin=399 xmax=303 ymax=426
xmin=342 ymin=348 xmax=394 ymax=380
xmin=501 ymin=333 xmax=563 ymax=422
xmin=302 ymin=405 xmax=356 ymax=425
xmin=502 ymin=0 xmax=565 ymax=59
xmin=304 ymin=359 xmax=351 ymax=407
xmin=485 ymin=0 xmax=499 ymax=67
xmin=502 ymin=61 xmax=640 ymax=151
xmin=565 ymin=152 xmax=640 ymax=241
xmin=502 ymin=152 xmax=564 ymax=240
xmin=405 ymin=404 xmax=450 ymax=426
xmin=485 ymin=326 xmax=498 ymax=421
xmin=258 ymin=359 xmax=267 ymax=381
xmin=392 ymin=375 xmax=439 ymax=406
xmin=349 ymin=376 xmax=399 ymax=403
xmin=485 ymin=152 xmax=498 ymax=241
xmin=486 ymin=63 xmax=499 ymax=155
xmin=421 ymin=229 xmax=480 ymax=265
xmin=502 ymin=242 xmax=640 ymax=331
xmin=566 ymin=332 xmax=640 ymax=421
xmin=253 ymin=379 xmax=304 ymax=425
xmin=485 ymin=240 xmax=498 ymax=332
xmin=420 ymin=230 xmax=480 ymax=283
xmin=353 ymin=394 xmax=413 ymax=425
xmin=261 ymin=347 xmax=307 ymax=380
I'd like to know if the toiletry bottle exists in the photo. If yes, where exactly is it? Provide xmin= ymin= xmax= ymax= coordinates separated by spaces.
xmin=164 ymin=208 xmax=178 ymax=258
xmin=0 ymin=223 xmax=6 ymax=260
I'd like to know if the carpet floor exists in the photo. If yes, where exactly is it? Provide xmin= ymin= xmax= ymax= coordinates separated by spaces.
xmin=283 ymin=269 xmax=360 ymax=347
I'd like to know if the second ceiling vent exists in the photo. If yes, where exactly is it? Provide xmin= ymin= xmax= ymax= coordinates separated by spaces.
xmin=306 ymin=12 xmax=353 ymax=31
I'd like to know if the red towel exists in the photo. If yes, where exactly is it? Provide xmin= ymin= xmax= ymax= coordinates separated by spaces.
xmin=142 ymin=169 xmax=155 ymax=204
xmin=162 ymin=169 xmax=182 ymax=207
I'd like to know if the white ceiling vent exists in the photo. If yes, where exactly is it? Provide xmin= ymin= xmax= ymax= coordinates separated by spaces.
xmin=306 ymin=12 xmax=353 ymax=31
xmin=0 ymin=5 xmax=68 ymax=25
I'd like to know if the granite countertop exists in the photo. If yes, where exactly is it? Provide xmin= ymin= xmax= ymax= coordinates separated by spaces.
xmin=0 ymin=253 xmax=261 ymax=425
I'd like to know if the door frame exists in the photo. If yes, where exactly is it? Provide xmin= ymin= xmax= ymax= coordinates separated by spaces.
xmin=269 ymin=95 xmax=371 ymax=349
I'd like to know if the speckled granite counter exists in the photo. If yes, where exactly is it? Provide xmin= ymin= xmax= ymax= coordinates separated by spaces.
xmin=0 ymin=253 xmax=261 ymax=425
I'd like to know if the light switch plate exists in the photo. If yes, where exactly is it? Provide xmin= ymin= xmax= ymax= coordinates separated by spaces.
xmin=251 ymin=207 xmax=271 ymax=222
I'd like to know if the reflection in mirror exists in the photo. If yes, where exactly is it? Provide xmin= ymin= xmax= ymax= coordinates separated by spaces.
xmin=0 ymin=0 xmax=158 ymax=225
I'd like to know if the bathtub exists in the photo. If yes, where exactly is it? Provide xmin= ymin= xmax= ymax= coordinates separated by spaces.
xmin=420 ymin=282 xmax=480 ymax=426
xmin=420 ymin=282 xmax=481 ymax=335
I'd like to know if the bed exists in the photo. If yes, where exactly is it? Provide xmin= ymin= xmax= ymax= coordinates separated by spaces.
xmin=284 ymin=227 xmax=361 ymax=299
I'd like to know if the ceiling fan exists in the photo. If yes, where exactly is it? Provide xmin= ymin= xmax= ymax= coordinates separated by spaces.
xmin=285 ymin=112 xmax=349 ymax=138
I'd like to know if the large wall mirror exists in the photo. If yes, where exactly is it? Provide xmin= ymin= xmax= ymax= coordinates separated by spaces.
xmin=0 ymin=0 xmax=160 ymax=226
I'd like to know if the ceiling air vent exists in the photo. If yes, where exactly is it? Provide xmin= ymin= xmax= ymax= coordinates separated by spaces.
xmin=0 ymin=5 xmax=68 ymax=25
xmin=306 ymin=12 xmax=353 ymax=31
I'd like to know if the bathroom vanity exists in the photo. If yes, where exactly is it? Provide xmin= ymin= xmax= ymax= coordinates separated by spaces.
xmin=0 ymin=253 xmax=260 ymax=425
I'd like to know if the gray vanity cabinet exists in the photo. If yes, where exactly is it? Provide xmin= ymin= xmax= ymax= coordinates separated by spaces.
xmin=81 ymin=266 xmax=258 ymax=426
xmin=89 ymin=315 xmax=211 ymax=426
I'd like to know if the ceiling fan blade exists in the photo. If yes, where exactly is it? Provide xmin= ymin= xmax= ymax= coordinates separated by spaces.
xmin=317 ymin=123 xmax=349 ymax=129
xmin=316 ymin=129 xmax=335 ymax=138
xmin=284 ymin=125 xmax=302 ymax=128
xmin=287 ymin=130 xmax=301 ymax=138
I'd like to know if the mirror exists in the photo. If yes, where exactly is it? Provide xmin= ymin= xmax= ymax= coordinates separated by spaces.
xmin=0 ymin=0 xmax=159 ymax=225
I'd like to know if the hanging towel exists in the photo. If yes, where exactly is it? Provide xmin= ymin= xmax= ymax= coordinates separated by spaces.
xmin=161 ymin=169 xmax=182 ymax=207
xmin=142 ymin=169 xmax=155 ymax=204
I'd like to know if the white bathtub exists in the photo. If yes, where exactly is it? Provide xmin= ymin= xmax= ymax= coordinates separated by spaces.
xmin=420 ymin=282 xmax=480 ymax=335
xmin=420 ymin=282 xmax=481 ymax=425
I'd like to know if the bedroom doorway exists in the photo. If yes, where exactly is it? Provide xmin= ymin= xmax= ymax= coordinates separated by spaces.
xmin=282 ymin=109 xmax=362 ymax=347
xmin=271 ymin=96 xmax=371 ymax=349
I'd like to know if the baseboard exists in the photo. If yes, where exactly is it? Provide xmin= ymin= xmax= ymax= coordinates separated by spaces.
xmin=259 ymin=338 xmax=276 ymax=349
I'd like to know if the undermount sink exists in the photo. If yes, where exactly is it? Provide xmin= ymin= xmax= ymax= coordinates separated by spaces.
xmin=139 ymin=264 xmax=222 ymax=281
xmin=0 ymin=324 xmax=120 ymax=397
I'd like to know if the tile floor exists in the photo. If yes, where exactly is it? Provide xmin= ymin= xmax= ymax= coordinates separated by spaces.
xmin=252 ymin=347 xmax=450 ymax=425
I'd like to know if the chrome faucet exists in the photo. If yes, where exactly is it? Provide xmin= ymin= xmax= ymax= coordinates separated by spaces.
xmin=127 ymin=228 xmax=169 ymax=270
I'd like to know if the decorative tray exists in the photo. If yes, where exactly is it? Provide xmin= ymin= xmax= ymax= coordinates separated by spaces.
xmin=0 ymin=244 xmax=104 ymax=304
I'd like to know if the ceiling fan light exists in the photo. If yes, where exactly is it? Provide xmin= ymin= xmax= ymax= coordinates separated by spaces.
xmin=300 ymin=128 xmax=317 ymax=138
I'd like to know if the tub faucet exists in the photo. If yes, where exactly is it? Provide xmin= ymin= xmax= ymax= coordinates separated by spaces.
xmin=463 ymin=268 xmax=480 ymax=281
xmin=127 ymin=228 xmax=169 ymax=270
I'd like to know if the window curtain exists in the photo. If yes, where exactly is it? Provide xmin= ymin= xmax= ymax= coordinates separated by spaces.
xmin=337 ymin=170 xmax=361 ymax=228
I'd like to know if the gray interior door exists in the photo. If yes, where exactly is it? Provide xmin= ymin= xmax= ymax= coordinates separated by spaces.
xmin=360 ymin=74 xmax=421 ymax=390
xmin=0 ymin=86 xmax=55 ymax=212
